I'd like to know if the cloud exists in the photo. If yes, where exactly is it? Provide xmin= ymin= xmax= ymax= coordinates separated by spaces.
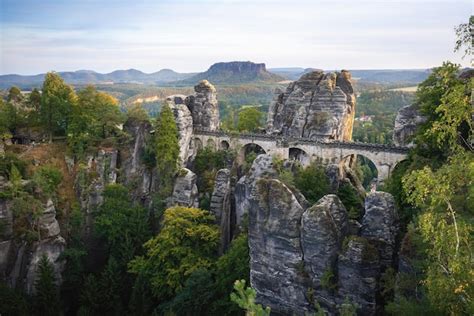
xmin=0 ymin=0 xmax=471 ymax=74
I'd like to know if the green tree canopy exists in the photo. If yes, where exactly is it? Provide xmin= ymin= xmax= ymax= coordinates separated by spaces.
xmin=40 ymin=72 xmax=77 ymax=141
xmin=154 ymin=103 xmax=179 ymax=200
xmin=129 ymin=207 xmax=219 ymax=301
xmin=34 ymin=255 xmax=60 ymax=316
xmin=237 ymin=107 xmax=263 ymax=132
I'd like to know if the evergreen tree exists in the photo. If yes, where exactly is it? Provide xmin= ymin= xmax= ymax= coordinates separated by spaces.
xmin=154 ymin=103 xmax=179 ymax=203
xmin=34 ymin=255 xmax=60 ymax=316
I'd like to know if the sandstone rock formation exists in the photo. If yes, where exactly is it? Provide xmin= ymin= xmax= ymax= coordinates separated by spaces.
xmin=361 ymin=192 xmax=399 ymax=269
xmin=169 ymin=168 xmax=199 ymax=208
xmin=185 ymin=80 xmax=219 ymax=131
xmin=267 ymin=70 xmax=356 ymax=141
xmin=39 ymin=199 xmax=61 ymax=238
xmin=242 ymin=155 xmax=399 ymax=315
xmin=167 ymin=95 xmax=194 ymax=166
xmin=210 ymin=169 xmax=233 ymax=251
xmin=0 ymin=196 xmax=65 ymax=294
xmin=393 ymin=104 xmax=426 ymax=146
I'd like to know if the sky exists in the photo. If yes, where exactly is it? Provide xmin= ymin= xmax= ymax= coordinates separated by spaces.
xmin=0 ymin=0 xmax=471 ymax=75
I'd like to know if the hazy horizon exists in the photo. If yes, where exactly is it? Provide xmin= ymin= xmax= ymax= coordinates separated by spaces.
xmin=1 ymin=0 xmax=471 ymax=75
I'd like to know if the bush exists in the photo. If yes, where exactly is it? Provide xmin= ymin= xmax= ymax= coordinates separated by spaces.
xmin=294 ymin=162 xmax=330 ymax=205
xmin=33 ymin=165 xmax=63 ymax=197
xmin=0 ymin=153 xmax=27 ymax=180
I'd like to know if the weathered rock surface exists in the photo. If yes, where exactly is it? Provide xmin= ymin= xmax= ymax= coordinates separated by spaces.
xmin=0 ymin=199 xmax=13 ymax=239
xmin=185 ymin=80 xmax=219 ymax=131
xmin=169 ymin=168 xmax=199 ymax=208
xmin=167 ymin=95 xmax=194 ymax=166
xmin=301 ymin=195 xmax=348 ymax=291
xmin=337 ymin=237 xmax=380 ymax=315
xmin=393 ymin=104 xmax=426 ymax=146
xmin=249 ymin=177 xmax=309 ymax=314
xmin=210 ymin=169 xmax=233 ymax=252
xmin=266 ymin=70 xmax=355 ymax=141
xmin=121 ymin=119 xmax=154 ymax=197
xmin=25 ymin=235 xmax=66 ymax=294
xmin=241 ymin=154 xmax=400 ymax=315
xmin=361 ymin=192 xmax=399 ymax=269
xmin=39 ymin=199 xmax=61 ymax=238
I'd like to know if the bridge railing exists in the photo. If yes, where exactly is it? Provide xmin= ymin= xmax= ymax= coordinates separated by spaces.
xmin=193 ymin=128 xmax=410 ymax=154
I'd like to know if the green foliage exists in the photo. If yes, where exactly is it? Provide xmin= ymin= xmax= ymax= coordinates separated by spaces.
xmin=28 ymin=88 xmax=42 ymax=110
xmin=230 ymin=279 xmax=271 ymax=316
xmin=0 ymin=152 xmax=27 ymax=180
xmin=67 ymin=85 xmax=124 ymax=156
xmin=40 ymin=72 xmax=77 ymax=140
xmin=414 ymin=62 xmax=471 ymax=162
xmin=34 ymin=255 xmax=60 ymax=316
xmin=161 ymin=269 xmax=216 ymax=315
xmin=33 ymin=165 xmax=62 ymax=197
xmin=194 ymin=147 xmax=234 ymax=201
xmin=339 ymin=297 xmax=358 ymax=316
xmin=129 ymin=207 xmax=219 ymax=301
xmin=401 ymin=152 xmax=473 ymax=315
xmin=454 ymin=16 xmax=474 ymax=58
xmin=353 ymin=90 xmax=414 ymax=144
xmin=337 ymin=183 xmax=363 ymax=220
xmin=320 ymin=267 xmax=337 ymax=291
xmin=95 ymin=184 xmax=150 ymax=259
xmin=7 ymin=86 xmax=23 ymax=103
xmin=0 ymin=282 xmax=30 ymax=316
xmin=294 ymin=162 xmax=330 ymax=205
xmin=211 ymin=233 xmax=250 ymax=315
xmin=237 ymin=106 xmax=264 ymax=132
xmin=154 ymin=103 xmax=179 ymax=198
xmin=386 ymin=61 xmax=473 ymax=315
xmin=127 ymin=103 xmax=150 ymax=123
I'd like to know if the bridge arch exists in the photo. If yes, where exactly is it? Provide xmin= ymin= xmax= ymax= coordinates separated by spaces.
xmin=341 ymin=154 xmax=378 ymax=190
xmin=220 ymin=140 xmax=230 ymax=150
xmin=289 ymin=147 xmax=310 ymax=166
xmin=237 ymin=143 xmax=267 ymax=165
xmin=193 ymin=137 xmax=203 ymax=151
xmin=206 ymin=138 xmax=217 ymax=150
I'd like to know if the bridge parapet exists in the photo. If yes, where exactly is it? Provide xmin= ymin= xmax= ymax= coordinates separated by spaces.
xmin=193 ymin=128 xmax=410 ymax=154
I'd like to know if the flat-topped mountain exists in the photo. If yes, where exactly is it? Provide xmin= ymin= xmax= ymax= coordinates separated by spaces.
xmin=177 ymin=61 xmax=286 ymax=85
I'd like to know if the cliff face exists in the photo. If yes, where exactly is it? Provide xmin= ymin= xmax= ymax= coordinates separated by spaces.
xmin=267 ymin=70 xmax=355 ymax=141
xmin=239 ymin=155 xmax=399 ymax=315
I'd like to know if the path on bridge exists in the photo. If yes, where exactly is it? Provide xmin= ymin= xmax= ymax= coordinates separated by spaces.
xmin=192 ymin=128 xmax=409 ymax=183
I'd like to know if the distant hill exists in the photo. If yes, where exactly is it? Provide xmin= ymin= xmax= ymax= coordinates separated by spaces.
xmin=0 ymin=69 xmax=195 ymax=89
xmin=176 ymin=61 xmax=286 ymax=85
xmin=269 ymin=68 xmax=431 ymax=85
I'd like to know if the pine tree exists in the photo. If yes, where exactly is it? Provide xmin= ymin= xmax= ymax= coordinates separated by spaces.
xmin=34 ymin=254 xmax=60 ymax=316
xmin=154 ymin=103 xmax=179 ymax=201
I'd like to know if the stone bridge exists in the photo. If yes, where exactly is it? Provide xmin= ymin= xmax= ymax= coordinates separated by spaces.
xmin=192 ymin=129 xmax=409 ymax=183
